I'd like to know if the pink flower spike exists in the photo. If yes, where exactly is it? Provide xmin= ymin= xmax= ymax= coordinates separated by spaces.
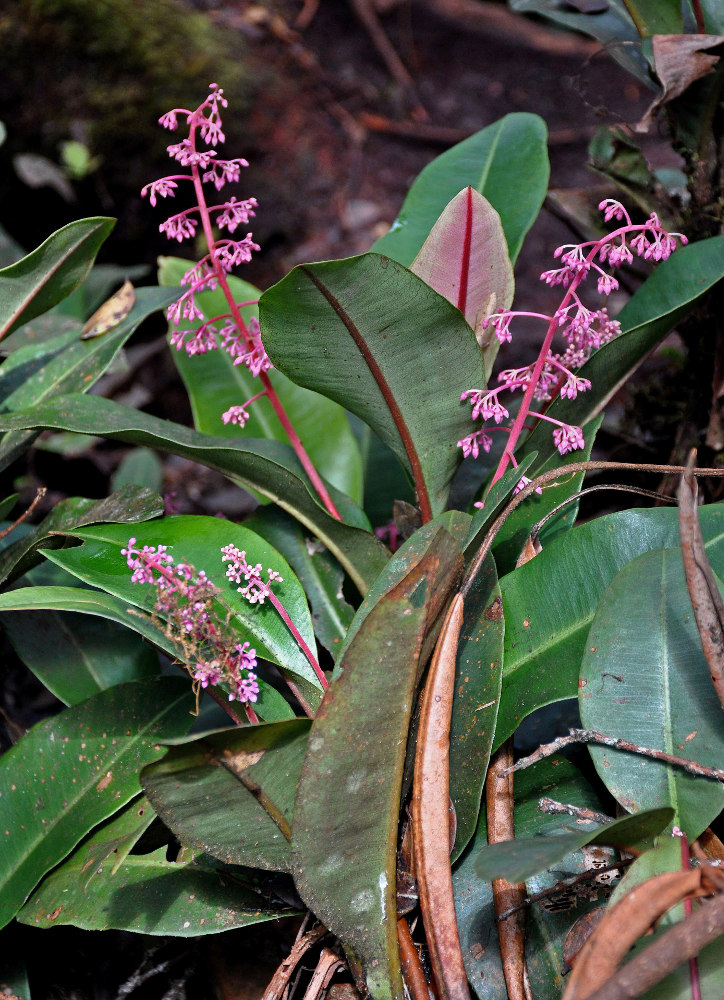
xmin=513 ymin=475 xmax=543 ymax=496
xmin=552 ymin=424 xmax=585 ymax=455
xmin=141 ymin=178 xmax=179 ymax=206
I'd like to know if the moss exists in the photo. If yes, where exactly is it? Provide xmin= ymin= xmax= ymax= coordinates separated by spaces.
xmin=0 ymin=0 xmax=254 ymax=259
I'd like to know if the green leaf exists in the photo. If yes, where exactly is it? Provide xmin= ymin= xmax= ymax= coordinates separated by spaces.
xmin=42 ymin=516 xmax=324 ymax=712
xmin=0 ymin=285 xmax=179 ymax=470
xmin=0 ymin=218 xmax=115 ymax=341
xmin=580 ymin=547 xmax=724 ymax=839
xmin=449 ymin=552 xmax=503 ymax=861
xmin=19 ymin=798 xmax=298 ymax=934
xmin=159 ymin=257 xmax=364 ymax=505
xmin=0 ymin=394 xmax=390 ymax=596
xmin=491 ymin=414 xmax=603 ymax=576
xmin=496 ymin=503 xmax=724 ymax=749
xmin=372 ymin=114 xmax=549 ymax=265
xmin=334 ymin=511 xmax=470 ymax=670
xmin=624 ymin=0 xmax=683 ymax=34
xmin=473 ymin=807 xmax=673 ymax=883
xmin=410 ymin=188 xmax=514 ymax=380
xmin=0 ymin=677 xmax=194 ymax=930
xmin=245 ymin=507 xmax=355 ymax=657
xmin=1 ymin=606 xmax=159 ymax=707
xmin=111 ymin=448 xmax=164 ymax=493
xmin=509 ymin=0 xmax=652 ymax=85
xmin=292 ymin=535 xmax=463 ymax=1000
xmin=518 ymin=237 xmax=724 ymax=469
xmin=700 ymin=0 xmax=724 ymax=32
xmin=463 ymin=454 xmax=538 ymax=554
xmin=0 ymin=485 xmax=165 ymax=587
xmin=454 ymin=757 xmax=634 ymax=1000
xmin=259 ymin=253 xmax=483 ymax=519
xmin=142 ymin=720 xmax=311 ymax=872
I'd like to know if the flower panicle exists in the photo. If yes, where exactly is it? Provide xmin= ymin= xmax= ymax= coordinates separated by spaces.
xmin=461 ymin=200 xmax=687 ymax=486
xmin=121 ymin=538 xmax=259 ymax=707
xmin=142 ymin=83 xmax=270 ymax=432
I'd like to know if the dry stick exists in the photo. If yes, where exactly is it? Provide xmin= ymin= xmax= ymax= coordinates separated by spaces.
xmin=301 ymin=947 xmax=344 ymax=1000
xmin=461 ymin=460 xmax=724 ymax=600
xmin=0 ymin=486 xmax=47 ymax=541
xmin=486 ymin=741 xmax=532 ymax=1000
xmin=678 ymin=451 xmax=724 ymax=710
xmin=583 ymin=890 xmax=724 ymax=1000
xmin=506 ymin=728 xmax=724 ymax=782
xmin=260 ymin=924 xmax=328 ymax=1000
xmin=397 ymin=917 xmax=433 ymax=1000
xmin=537 ymin=797 xmax=614 ymax=826
xmin=496 ymin=859 xmax=634 ymax=922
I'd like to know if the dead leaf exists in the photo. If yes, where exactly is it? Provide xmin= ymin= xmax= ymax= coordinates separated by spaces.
xmin=635 ymin=35 xmax=724 ymax=133
xmin=561 ymin=868 xmax=711 ymax=999
xmin=412 ymin=593 xmax=470 ymax=1000
xmin=677 ymin=452 xmax=724 ymax=711
xmin=81 ymin=279 xmax=136 ymax=339
xmin=487 ymin=741 xmax=531 ymax=1000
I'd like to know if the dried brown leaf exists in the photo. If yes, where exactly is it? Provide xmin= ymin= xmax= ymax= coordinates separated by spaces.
xmin=412 ymin=593 xmax=469 ymax=1000
xmin=635 ymin=34 xmax=724 ymax=133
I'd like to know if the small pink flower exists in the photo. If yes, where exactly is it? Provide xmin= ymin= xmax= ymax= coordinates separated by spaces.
xmin=553 ymin=424 xmax=585 ymax=455
xmin=222 ymin=404 xmax=251 ymax=428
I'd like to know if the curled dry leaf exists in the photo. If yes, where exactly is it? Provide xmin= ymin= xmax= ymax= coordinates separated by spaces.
xmin=678 ymin=456 xmax=724 ymax=710
xmin=412 ymin=593 xmax=469 ymax=1000
xmin=561 ymin=866 xmax=721 ymax=1000
xmin=486 ymin=740 xmax=531 ymax=1000
xmin=635 ymin=35 xmax=724 ymax=133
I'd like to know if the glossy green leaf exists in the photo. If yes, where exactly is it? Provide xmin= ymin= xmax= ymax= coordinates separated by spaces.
xmin=624 ymin=0 xmax=683 ymax=34
xmin=334 ymin=511 xmax=470 ymax=671
xmin=373 ymin=114 xmax=549 ymax=265
xmin=0 ymin=582 xmax=293 ymax=724
xmin=410 ymin=188 xmax=514 ymax=380
xmin=142 ymin=720 xmax=311 ymax=872
xmin=259 ymin=253 xmax=483 ymax=519
xmin=1 ymin=606 xmax=159 ymax=706
xmin=245 ymin=507 xmax=355 ymax=657
xmin=43 ymin=516 xmax=324 ymax=711
xmin=701 ymin=0 xmax=724 ymax=32
xmin=580 ymin=547 xmax=724 ymax=839
xmin=111 ymin=448 xmax=164 ymax=493
xmin=0 ymin=285 xmax=179 ymax=470
xmin=0 ymin=676 xmax=193 ymax=930
xmin=497 ymin=504 xmax=724 ymax=749
xmin=454 ymin=757 xmax=628 ymax=1000
xmin=474 ymin=806 xmax=673 ymax=883
xmin=510 ymin=0 xmax=652 ymax=85
xmin=19 ymin=798 xmax=297 ymax=934
xmin=518 ymin=237 xmax=724 ymax=469
xmin=0 ymin=217 xmax=115 ymax=341
xmin=292 ymin=536 xmax=463 ymax=1000
xmin=491 ymin=414 xmax=603 ymax=576
xmin=450 ymin=552 xmax=503 ymax=861
xmin=0 ymin=485 xmax=165 ymax=587
xmin=160 ymin=257 xmax=363 ymax=505
xmin=0 ymin=394 xmax=390 ymax=595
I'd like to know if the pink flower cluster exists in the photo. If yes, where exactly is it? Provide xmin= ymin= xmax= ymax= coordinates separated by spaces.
xmin=221 ymin=544 xmax=283 ymax=604
xmin=458 ymin=201 xmax=687 ymax=488
xmin=142 ymin=84 xmax=272 ymax=430
xmin=122 ymin=538 xmax=259 ymax=705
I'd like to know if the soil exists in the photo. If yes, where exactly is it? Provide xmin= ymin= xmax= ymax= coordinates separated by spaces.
xmin=1 ymin=3 xmax=676 ymax=998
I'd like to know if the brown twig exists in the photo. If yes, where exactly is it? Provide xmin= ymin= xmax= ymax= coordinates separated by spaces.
xmin=260 ymin=924 xmax=328 ymax=1000
xmin=486 ymin=740 xmax=531 ymax=1000
xmin=0 ymin=487 xmax=46 ymax=541
xmin=678 ymin=449 xmax=724 ymax=710
xmin=397 ymin=917 xmax=432 ymax=1000
xmin=301 ymin=947 xmax=344 ymax=1000
xmin=506 ymin=728 xmax=724 ymax=782
xmin=461 ymin=460 xmax=724 ymax=599
xmin=537 ymin=797 xmax=614 ymax=826
xmin=497 ymin=858 xmax=634 ymax=921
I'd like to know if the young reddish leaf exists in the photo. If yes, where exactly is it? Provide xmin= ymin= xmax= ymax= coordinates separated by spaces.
xmin=412 ymin=593 xmax=470 ymax=1000
xmin=410 ymin=187 xmax=514 ymax=379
